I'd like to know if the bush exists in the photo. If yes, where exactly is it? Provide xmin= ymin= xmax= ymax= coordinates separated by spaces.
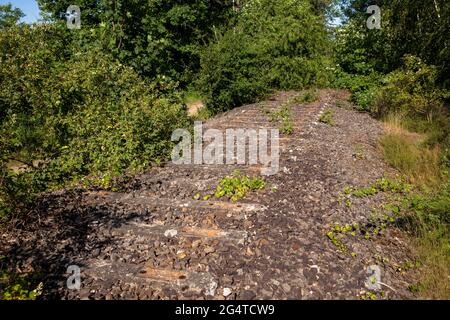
xmin=0 ymin=24 xmax=189 ymax=218
xmin=198 ymin=0 xmax=330 ymax=113
xmin=329 ymin=66 xmax=383 ymax=112
xmin=37 ymin=0 xmax=235 ymax=85
xmin=199 ymin=30 xmax=269 ymax=113
xmin=380 ymin=132 xmax=443 ymax=190
xmin=400 ymin=184 xmax=450 ymax=299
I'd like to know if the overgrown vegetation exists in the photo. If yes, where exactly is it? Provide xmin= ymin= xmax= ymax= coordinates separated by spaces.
xmin=380 ymin=124 xmax=443 ymax=190
xmin=0 ymin=23 xmax=190 ymax=219
xmin=293 ymin=89 xmax=319 ymax=104
xmin=1 ymin=0 xmax=449 ymax=300
xmin=198 ymin=0 xmax=331 ymax=112
xmin=0 ymin=0 xmax=332 ymax=220
xmin=379 ymin=125 xmax=449 ymax=298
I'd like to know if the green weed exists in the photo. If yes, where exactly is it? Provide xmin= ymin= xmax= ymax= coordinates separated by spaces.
xmin=214 ymin=170 xmax=265 ymax=202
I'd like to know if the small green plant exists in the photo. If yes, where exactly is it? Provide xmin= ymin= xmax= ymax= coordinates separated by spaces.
xmin=326 ymin=231 xmax=348 ymax=253
xmin=293 ymin=89 xmax=319 ymax=104
xmin=266 ymin=103 xmax=294 ymax=135
xmin=326 ymin=213 xmax=400 ymax=256
xmin=326 ymin=223 xmax=361 ymax=253
xmin=319 ymin=108 xmax=335 ymax=126
xmin=353 ymin=144 xmax=365 ymax=160
xmin=359 ymin=291 xmax=378 ymax=300
xmin=214 ymin=170 xmax=265 ymax=202
xmin=1 ymin=282 xmax=43 ymax=300
xmin=408 ymin=282 xmax=426 ymax=294
xmin=352 ymin=186 xmax=378 ymax=198
xmin=341 ymin=178 xmax=412 ymax=201
xmin=345 ymin=198 xmax=352 ymax=208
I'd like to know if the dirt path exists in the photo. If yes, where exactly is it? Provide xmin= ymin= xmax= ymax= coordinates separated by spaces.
xmin=1 ymin=89 xmax=417 ymax=300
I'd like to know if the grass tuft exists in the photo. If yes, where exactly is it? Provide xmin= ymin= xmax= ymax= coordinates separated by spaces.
xmin=380 ymin=114 xmax=449 ymax=299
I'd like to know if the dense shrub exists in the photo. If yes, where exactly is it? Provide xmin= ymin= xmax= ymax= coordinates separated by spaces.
xmin=338 ymin=0 xmax=450 ymax=85
xmin=37 ymin=0 xmax=235 ymax=85
xmin=198 ymin=0 xmax=330 ymax=112
xmin=334 ymin=19 xmax=391 ymax=76
xmin=330 ymin=68 xmax=382 ymax=112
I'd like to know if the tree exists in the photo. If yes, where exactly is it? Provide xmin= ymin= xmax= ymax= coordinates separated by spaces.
xmin=0 ymin=4 xmax=24 ymax=29
xmin=337 ymin=0 xmax=450 ymax=84
xmin=37 ymin=0 xmax=235 ymax=84
xmin=37 ymin=0 xmax=105 ymax=25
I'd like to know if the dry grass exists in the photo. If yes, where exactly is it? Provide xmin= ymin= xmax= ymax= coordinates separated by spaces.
xmin=380 ymin=113 xmax=449 ymax=299
xmin=380 ymin=115 xmax=443 ymax=190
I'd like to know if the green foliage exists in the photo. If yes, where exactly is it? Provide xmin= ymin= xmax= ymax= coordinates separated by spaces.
xmin=293 ymin=89 xmax=319 ymax=103
xmin=334 ymin=18 xmax=391 ymax=75
xmin=0 ymin=281 xmax=42 ymax=300
xmin=0 ymin=3 xmax=24 ymax=30
xmin=390 ymin=184 xmax=450 ymax=298
xmin=359 ymin=291 xmax=378 ymax=300
xmin=402 ymin=185 xmax=450 ymax=231
xmin=326 ymin=230 xmax=348 ymax=252
xmin=38 ymin=0 xmax=235 ymax=84
xmin=386 ymin=0 xmax=450 ymax=84
xmin=374 ymin=56 xmax=447 ymax=119
xmin=329 ymin=68 xmax=382 ymax=112
xmin=345 ymin=177 xmax=412 ymax=198
xmin=326 ymin=222 xmax=359 ymax=253
xmin=337 ymin=0 xmax=450 ymax=84
xmin=199 ymin=0 xmax=330 ymax=112
xmin=377 ymin=112 xmax=449 ymax=299
xmin=0 ymin=24 xmax=190 ymax=217
xmin=266 ymin=103 xmax=294 ymax=135
xmin=334 ymin=0 xmax=450 ymax=115
xmin=214 ymin=170 xmax=265 ymax=202
xmin=0 ymin=256 xmax=43 ymax=300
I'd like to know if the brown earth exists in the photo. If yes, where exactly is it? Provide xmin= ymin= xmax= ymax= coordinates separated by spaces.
xmin=0 ymin=89 xmax=418 ymax=300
